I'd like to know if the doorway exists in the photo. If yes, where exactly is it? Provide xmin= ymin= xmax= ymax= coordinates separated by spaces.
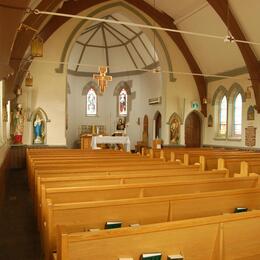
xmin=185 ymin=111 xmax=201 ymax=147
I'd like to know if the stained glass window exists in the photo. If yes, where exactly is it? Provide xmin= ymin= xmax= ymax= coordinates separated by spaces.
xmin=219 ymin=95 xmax=227 ymax=135
xmin=233 ymin=93 xmax=242 ymax=136
xmin=86 ymin=88 xmax=97 ymax=116
xmin=119 ymin=88 xmax=127 ymax=116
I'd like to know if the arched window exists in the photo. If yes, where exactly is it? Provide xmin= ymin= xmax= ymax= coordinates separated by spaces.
xmin=119 ymin=88 xmax=127 ymax=116
xmin=86 ymin=88 xmax=97 ymax=116
xmin=233 ymin=93 xmax=242 ymax=136
xmin=219 ymin=95 xmax=227 ymax=135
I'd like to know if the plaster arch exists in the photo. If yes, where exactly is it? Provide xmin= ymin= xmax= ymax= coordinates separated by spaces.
xmin=57 ymin=1 xmax=175 ymax=82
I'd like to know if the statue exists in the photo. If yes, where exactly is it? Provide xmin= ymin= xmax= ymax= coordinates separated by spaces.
xmin=170 ymin=118 xmax=180 ymax=144
xmin=13 ymin=104 xmax=25 ymax=144
xmin=116 ymin=118 xmax=125 ymax=131
xmin=34 ymin=114 xmax=44 ymax=144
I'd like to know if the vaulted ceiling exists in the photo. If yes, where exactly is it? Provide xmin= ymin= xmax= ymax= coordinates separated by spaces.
xmin=1 ymin=0 xmax=260 ymax=115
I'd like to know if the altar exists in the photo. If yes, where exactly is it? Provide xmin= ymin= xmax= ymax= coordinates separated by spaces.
xmin=91 ymin=136 xmax=131 ymax=152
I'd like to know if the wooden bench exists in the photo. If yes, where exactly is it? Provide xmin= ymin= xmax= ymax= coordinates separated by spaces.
xmin=34 ymin=169 xmax=228 ymax=217
xmin=42 ymin=187 xmax=260 ymax=258
xmin=30 ymin=163 xmax=199 ymax=194
xmin=56 ymin=210 xmax=260 ymax=260
xmin=38 ymin=176 xmax=258 ymax=237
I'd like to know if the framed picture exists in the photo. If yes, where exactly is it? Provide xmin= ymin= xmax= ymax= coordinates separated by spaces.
xmin=208 ymin=114 xmax=213 ymax=127
xmin=247 ymin=105 xmax=255 ymax=120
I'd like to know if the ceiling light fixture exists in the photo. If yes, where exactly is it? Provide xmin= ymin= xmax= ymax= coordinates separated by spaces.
xmin=18 ymin=23 xmax=43 ymax=57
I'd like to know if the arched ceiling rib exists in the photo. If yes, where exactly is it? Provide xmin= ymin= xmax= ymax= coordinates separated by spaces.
xmin=68 ymin=14 xmax=159 ymax=76
xmin=11 ymin=0 xmax=208 ymax=115
xmin=207 ymin=0 xmax=260 ymax=112
xmin=6 ymin=0 xmax=260 ymax=113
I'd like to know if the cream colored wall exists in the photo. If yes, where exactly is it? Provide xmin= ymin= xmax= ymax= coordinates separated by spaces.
xmin=0 ymin=81 xmax=10 ymax=167
xmin=17 ymin=1 xmax=202 ymax=147
xmin=67 ymin=72 xmax=163 ymax=149
xmin=17 ymin=11 xmax=81 ymax=145
xmin=204 ymin=74 xmax=260 ymax=148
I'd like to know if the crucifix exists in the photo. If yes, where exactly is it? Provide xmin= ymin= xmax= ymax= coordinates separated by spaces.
xmin=93 ymin=66 xmax=112 ymax=93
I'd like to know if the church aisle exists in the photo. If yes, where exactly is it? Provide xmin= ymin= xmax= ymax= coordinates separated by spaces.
xmin=0 ymin=169 xmax=42 ymax=260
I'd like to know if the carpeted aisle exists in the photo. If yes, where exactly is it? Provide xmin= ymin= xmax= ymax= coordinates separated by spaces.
xmin=0 ymin=169 xmax=42 ymax=260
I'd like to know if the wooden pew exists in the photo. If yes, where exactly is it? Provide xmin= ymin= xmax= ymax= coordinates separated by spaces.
xmin=38 ymin=176 xmax=258 ymax=237
xmin=42 ymin=187 xmax=260 ymax=258
xmin=35 ymin=169 xmax=228 ymax=217
xmin=30 ymin=163 xmax=200 ymax=194
xmin=56 ymin=210 xmax=260 ymax=260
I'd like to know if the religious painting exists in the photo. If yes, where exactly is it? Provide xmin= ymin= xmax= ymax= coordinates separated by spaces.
xmin=170 ymin=117 xmax=180 ymax=144
xmin=208 ymin=114 xmax=213 ymax=127
xmin=247 ymin=105 xmax=255 ymax=121
xmin=116 ymin=117 xmax=126 ymax=131
xmin=86 ymin=88 xmax=97 ymax=116
xmin=119 ymin=88 xmax=127 ymax=116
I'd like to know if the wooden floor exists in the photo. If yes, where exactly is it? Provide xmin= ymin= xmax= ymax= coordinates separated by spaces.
xmin=0 ymin=169 xmax=42 ymax=260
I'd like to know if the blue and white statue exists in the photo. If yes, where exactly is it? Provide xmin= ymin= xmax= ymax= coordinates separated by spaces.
xmin=34 ymin=114 xmax=43 ymax=144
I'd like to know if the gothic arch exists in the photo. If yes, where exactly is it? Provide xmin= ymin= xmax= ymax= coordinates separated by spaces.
xmin=113 ymin=80 xmax=132 ymax=96
xmin=212 ymin=86 xmax=228 ymax=106
xmin=82 ymin=81 xmax=99 ymax=96
xmin=30 ymin=107 xmax=50 ymax=145
xmin=55 ymin=2 xmax=174 ymax=83
xmin=153 ymin=111 xmax=162 ymax=139
xmin=167 ymin=112 xmax=183 ymax=125
xmin=114 ymin=80 xmax=133 ymax=117
xmin=227 ymin=83 xmax=246 ymax=102
xmin=153 ymin=111 xmax=161 ymax=120
xmin=29 ymin=107 xmax=50 ymax=122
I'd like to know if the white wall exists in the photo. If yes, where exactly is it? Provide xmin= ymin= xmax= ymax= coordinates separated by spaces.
xmin=16 ymin=1 xmax=202 ymax=147
xmin=67 ymin=72 xmax=163 ymax=149
xmin=203 ymin=75 xmax=260 ymax=148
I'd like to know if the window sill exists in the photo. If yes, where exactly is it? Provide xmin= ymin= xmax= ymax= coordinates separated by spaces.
xmin=227 ymin=136 xmax=242 ymax=141
xmin=214 ymin=136 xmax=227 ymax=141
xmin=85 ymin=115 xmax=98 ymax=117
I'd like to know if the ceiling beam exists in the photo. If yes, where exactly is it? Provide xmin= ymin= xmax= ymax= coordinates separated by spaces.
xmin=207 ymin=0 xmax=260 ymax=112
xmin=10 ymin=0 xmax=208 ymax=116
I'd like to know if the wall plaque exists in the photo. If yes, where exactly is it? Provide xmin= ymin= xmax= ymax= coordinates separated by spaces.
xmin=245 ymin=126 xmax=257 ymax=147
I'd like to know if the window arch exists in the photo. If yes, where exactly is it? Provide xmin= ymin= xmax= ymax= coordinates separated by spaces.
xmin=114 ymin=81 xmax=132 ymax=117
xmin=119 ymin=88 xmax=127 ymax=116
xmin=86 ymin=88 xmax=97 ymax=116
xmin=233 ymin=93 xmax=242 ymax=136
xmin=219 ymin=95 xmax=227 ymax=135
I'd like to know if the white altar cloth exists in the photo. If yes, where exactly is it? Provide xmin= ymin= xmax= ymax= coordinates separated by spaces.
xmin=91 ymin=136 xmax=131 ymax=152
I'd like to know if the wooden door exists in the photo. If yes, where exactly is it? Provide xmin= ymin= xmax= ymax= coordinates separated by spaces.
xmin=155 ymin=112 xmax=161 ymax=138
xmin=143 ymin=115 xmax=148 ymax=145
xmin=185 ymin=111 xmax=201 ymax=147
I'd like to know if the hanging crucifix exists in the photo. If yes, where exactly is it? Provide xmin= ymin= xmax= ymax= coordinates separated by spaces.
xmin=93 ymin=66 xmax=112 ymax=93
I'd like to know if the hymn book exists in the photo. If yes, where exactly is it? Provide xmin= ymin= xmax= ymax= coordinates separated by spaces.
xmin=167 ymin=254 xmax=184 ymax=260
xmin=141 ymin=252 xmax=162 ymax=260
xmin=234 ymin=207 xmax=248 ymax=213
xmin=105 ymin=221 xmax=122 ymax=229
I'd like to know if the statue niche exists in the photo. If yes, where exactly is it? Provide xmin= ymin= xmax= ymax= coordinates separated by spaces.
xmin=31 ymin=108 xmax=48 ymax=145
xmin=168 ymin=113 xmax=182 ymax=145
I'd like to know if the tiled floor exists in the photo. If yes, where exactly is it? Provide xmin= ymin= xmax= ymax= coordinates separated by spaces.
xmin=0 ymin=169 xmax=42 ymax=260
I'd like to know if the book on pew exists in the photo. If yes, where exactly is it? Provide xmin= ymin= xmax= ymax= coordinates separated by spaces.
xmin=141 ymin=253 xmax=162 ymax=260
xmin=234 ymin=207 xmax=248 ymax=213
xmin=167 ymin=254 xmax=184 ymax=260
xmin=105 ymin=221 xmax=122 ymax=229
